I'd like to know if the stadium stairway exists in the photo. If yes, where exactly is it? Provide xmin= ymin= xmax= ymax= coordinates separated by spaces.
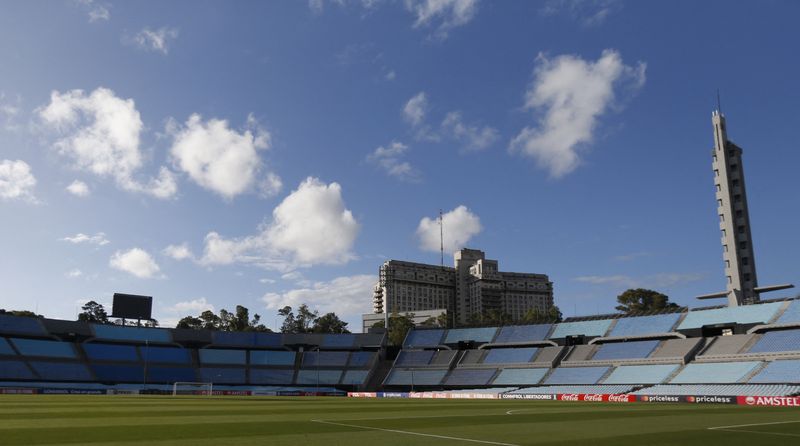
xmin=740 ymin=362 xmax=768 ymax=383
xmin=365 ymin=358 xmax=394 ymax=391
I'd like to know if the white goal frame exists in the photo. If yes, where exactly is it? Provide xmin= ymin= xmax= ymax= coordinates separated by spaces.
xmin=172 ymin=381 xmax=213 ymax=396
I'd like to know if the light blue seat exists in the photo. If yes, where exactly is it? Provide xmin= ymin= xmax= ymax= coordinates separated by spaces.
xmin=250 ymin=369 xmax=294 ymax=385
xmin=142 ymin=346 xmax=191 ymax=364
xmin=670 ymin=362 xmax=761 ymax=384
xmin=10 ymin=338 xmax=76 ymax=358
xmin=749 ymin=360 xmax=800 ymax=383
xmin=445 ymin=368 xmax=497 ymax=386
xmin=748 ymin=330 xmax=800 ymax=353
xmin=493 ymin=325 xmax=551 ymax=343
xmin=544 ymin=366 xmax=609 ymax=385
xmin=302 ymin=351 xmax=349 ymax=367
xmin=348 ymin=351 xmax=376 ymax=367
xmin=483 ymin=348 xmax=538 ymax=364
xmin=199 ymin=349 xmax=246 ymax=365
xmin=678 ymin=302 xmax=783 ymax=330
xmin=592 ymin=340 xmax=659 ymax=361
xmin=296 ymin=370 xmax=342 ymax=385
xmin=776 ymin=300 xmax=800 ymax=325
xmin=550 ymin=320 xmax=613 ymax=339
xmin=250 ymin=350 xmax=295 ymax=366
xmin=404 ymin=330 xmax=444 ymax=347
xmin=603 ymin=364 xmax=680 ymax=384
xmin=342 ymin=370 xmax=370 ymax=385
xmin=608 ymin=314 xmax=681 ymax=337
xmin=445 ymin=327 xmax=498 ymax=344
xmin=93 ymin=325 xmax=171 ymax=343
xmin=32 ymin=361 xmax=93 ymax=381
xmin=385 ymin=369 xmax=447 ymax=386
xmin=492 ymin=368 xmax=547 ymax=385
xmin=83 ymin=343 xmax=139 ymax=362
xmin=395 ymin=350 xmax=434 ymax=366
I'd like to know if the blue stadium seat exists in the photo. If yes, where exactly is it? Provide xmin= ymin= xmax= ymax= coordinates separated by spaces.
xmin=0 ymin=315 xmax=46 ymax=335
xmin=592 ymin=340 xmax=659 ymax=361
xmin=395 ymin=350 xmax=434 ymax=366
xmin=302 ymin=351 xmax=349 ymax=367
xmin=748 ymin=330 xmax=800 ymax=354
xmin=146 ymin=367 xmax=197 ymax=383
xmin=444 ymin=328 xmax=498 ymax=344
xmin=198 ymin=349 xmax=246 ymax=365
xmin=250 ymin=350 xmax=295 ymax=366
xmin=492 ymin=368 xmax=547 ymax=385
xmin=347 ymin=351 xmax=376 ymax=367
xmin=141 ymin=346 xmax=191 ymax=364
xmin=385 ymin=369 xmax=447 ymax=386
xmin=250 ymin=368 xmax=294 ymax=385
xmin=0 ymin=360 xmax=34 ymax=379
xmin=341 ymin=370 xmax=370 ymax=385
xmin=544 ymin=366 xmax=609 ymax=385
xmin=444 ymin=368 xmax=497 ymax=386
xmin=322 ymin=334 xmax=356 ymax=348
xmin=92 ymin=325 xmax=171 ymax=343
xmin=296 ymin=370 xmax=342 ymax=385
xmin=199 ymin=367 xmax=246 ymax=384
xmin=677 ymin=302 xmax=783 ymax=330
xmin=493 ymin=325 xmax=551 ymax=343
xmin=603 ymin=364 xmax=680 ymax=384
xmin=608 ymin=314 xmax=681 ymax=337
xmin=670 ymin=362 xmax=761 ymax=384
xmin=749 ymin=360 xmax=800 ymax=383
xmin=83 ymin=343 xmax=139 ymax=362
xmin=404 ymin=329 xmax=445 ymax=347
xmin=254 ymin=332 xmax=283 ymax=347
xmin=212 ymin=332 xmax=257 ymax=347
xmin=0 ymin=338 xmax=15 ymax=355
xmin=776 ymin=300 xmax=800 ymax=325
xmin=10 ymin=338 xmax=76 ymax=358
xmin=28 ymin=361 xmax=93 ymax=381
xmin=92 ymin=364 xmax=144 ymax=382
xmin=550 ymin=320 xmax=613 ymax=338
xmin=483 ymin=348 xmax=538 ymax=364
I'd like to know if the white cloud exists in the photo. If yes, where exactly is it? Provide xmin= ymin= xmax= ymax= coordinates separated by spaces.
xmin=169 ymin=113 xmax=273 ymax=199
xmin=366 ymin=141 xmax=420 ymax=182
xmin=0 ymin=92 xmax=21 ymax=131
xmin=613 ymin=251 xmax=650 ymax=262
xmin=66 ymin=180 xmax=90 ymax=197
xmin=38 ymin=87 xmax=177 ymax=198
xmin=510 ymin=49 xmax=646 ymax=178
xmin=109 ymin=248 xmax=161 ymax=279
xmin=163 ymin=243 xmax=194 ymax=261
xmin=262 ymin=274 xmax=374 ymax=318
xmin=199 ymin=177 xmax=360 ymax=269
xmin=259 ymin=172 xmax=283 ymax=198
xmin=403 ymin=92 xmax=428 ymax=127
xmin=309 ymin=0 xmax=381 ymax=15
xmin=441 ymin=111 xmax=498 ymax=151
xmin=133 ymin=27 xmax=179 ymax=55
xmin=574 ymin=274 xmax=632 ymax=286
xmin=541 ymin=0 xmax=622 ymax=26
xmin=0 ymin=160 xmax=37 ymax=202
xmin=259 ymin=278 xmax=276 ymax=284
xmin=406 ymin=0 xmax=480 ymax=39
xmin=61 ymin=232 xmax=110 ymax=246
xmin=75 ymin=0 xmax=110 ymax=22
xmin=65 ymin=269 xmax=83 ymax=279
xmin=574 ymin=272 xmax=704 ymax=288
xmin=167 ymin=298 xmax=215 ymax=314
xmin=385 ymin=70 xmax=397 ymax=81
xmin=416 ymin=205 xmax=481 ymax=253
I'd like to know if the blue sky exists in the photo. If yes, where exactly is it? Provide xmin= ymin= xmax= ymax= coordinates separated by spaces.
xmin=1 ymin=0 xmax=799 ymax=331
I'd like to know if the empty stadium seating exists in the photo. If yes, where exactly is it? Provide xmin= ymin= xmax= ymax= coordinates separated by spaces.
xmin=0 ymin=360 xmax=35 ymax=379
xmin=250 ymin=369 xmax=294 ymax=385
xmin=776 ymin=300 xmax=800 ymax=325
xmin=10 ymin=338 xmax=76 ymax=358
xmin=550 ymin=320 xmax=613 ymax=338
xmin=0 ymin=315 xmax=46 ymax=335
xmin=444 ymin=368 xmax=497 ymax=386
xmin=296 ymin=370 xmax=343 ymax=385
xmin=143 ymin=346 xmax=192 ymax=364
xmin=483 ymin=347 xmax=538 ymax=364
xmin=491 ymin=368 xmax=547 ymax=385
xmin=395 ymin=350 xmax=434 ymax=366
xmin=83 ymin=343 xmax=139 ymax=362
xmin=592 ymin=340 xmax=659 ymax=361
xmin=509 ymin=384 xmax=635 ymax=395
xmin=347 ymin=351 xmax=376 ymax=367
xmin=199 ymin=349 xmax=247 ymax=365
xmin=249 ymin=350 xmax=295 ymax=366
xmin=748 ymin=329 xmax=800 ymax=354
xmin=492 ymin=324 xmax=551 ymax=343
xmin=544 ymin=366 xmax=610 ymax=385
xmin=749 ymin=360 xmax=800 ymax=383
xmin=700 ymin=334 xmax=754 ymax=356
xmin=302 ymin=351 xmax=349 ymax=367
xmin=93 ymin=325 xmax=171 ymax=343
xmin=678 ymin=302 xmax=783 ymax=330
xmin=603 ymin=364 xmax=680 ymax=384
xmin=385 ymin=369 xmax=447 ymax=386
xmin=0 ymin=338 xmax=16 ymax=355
xmin=669 ymin=361 xmax=761 ymax=384
xmin=444 ymin=327 xmax=498 ymax=344
xmin=404 ymin=329 xmax=444 ymax=347
xmin=607 ymin=313 xmax=681 ymax=337
xmin=633 ymin=384 xmax=800 ymax=396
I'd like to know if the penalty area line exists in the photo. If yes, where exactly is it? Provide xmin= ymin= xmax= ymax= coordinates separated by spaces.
xmin=708 ymin=420 xmax=800 ymax=438
xmin=311 ymin=419 xmax=520 ymax=446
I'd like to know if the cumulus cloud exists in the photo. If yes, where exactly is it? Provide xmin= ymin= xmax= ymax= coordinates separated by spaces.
xmin=163 ymin=243 xmax=194 ymax=261
xmin=259 ymin=172 xmax=283 ymax=198
xmin=262 ymin=274 xmax=374 ymax=317
xmin=441 ymin=111 xmax=498 ymax=151
xmin=37 ymin=87 xmax=177 ymax=198
xmin=366 ymin=141 xmax=420 ymax=182
xmin=169 ymin=113 xmax=274 ymax=199
xmin=510 ymin=49 xmax=646 ymax=178
xmin=541 ymin=0 xmax=622 ymax=26
xmin=167 ymin=297 xmax=215 ymax=314
xmin=65 ymin=269 xmax=83 ymax=279
xmin=109 ymin=248 xmax=161 ymax=279
xmin=133 ymin=27 xmax=179 ymax=55
xmin=61 ymin=232 xmax=110 ymax=246
xmin=198 ymin=177 xmax=360 ymax=270
xmin=574 ymin=272 xmax=704 ymax=288
xmin=65 ymin=180 xmax=90 ymax=197
xmin=406 ymin=0 xmax=480 ymax=39
xmin=403 ymin=92 xmax=428 ymax=127
xmin=0 ymin=92 xmax=22 ymax=131
xmin=75 ymin=0 xmax=110 ymax=22
xmin=0 ymin=160 xmax=37 ymax=202
xmin=416 ymin=205 xmax=481 ymax=253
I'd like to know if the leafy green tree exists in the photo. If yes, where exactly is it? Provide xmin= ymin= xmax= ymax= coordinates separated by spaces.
xmin=313 ymin=312 xmax=350 ymax=334
xmin=176 ymin=316 xmax=203 ymax=330
xmin=483 ymin=309 xmax=513 ymax=326
xmin=78 ymin=301 xmax=109 ymax=324
xmin=372 ymin=313 xmax=414 ymax=346
xmin=419 ymin=312 xmax=448 ymax=328
xmin=521 ymin=305 xmax=563 ymax=324
xmin=616 ymin=289 xmax=680 ymax=314
xmin=176 ymin=306 xmax=270 ymax=331
xmin=0 ymin=309 xmax=42 ymax=318
xmin=278 ymin=304 xmax=319 ymax=333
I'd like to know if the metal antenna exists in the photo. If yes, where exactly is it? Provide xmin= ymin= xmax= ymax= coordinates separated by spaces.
xmin=717 ymin=89 xmax=722 ymax=113
xmin=439 ymin=209 xmax=444 ymax=267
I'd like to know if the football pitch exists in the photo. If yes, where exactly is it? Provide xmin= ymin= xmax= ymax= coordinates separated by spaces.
xmin=2 ymin=395 xmax=799 ymax=446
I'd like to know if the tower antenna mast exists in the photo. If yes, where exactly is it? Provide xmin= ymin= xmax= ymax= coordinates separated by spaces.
xmin=439 ymin=209 xmax=444 ymax=267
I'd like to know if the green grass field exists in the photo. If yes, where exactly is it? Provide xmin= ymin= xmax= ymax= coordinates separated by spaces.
xmin=2 ymin=395 xmax=799 ymax=445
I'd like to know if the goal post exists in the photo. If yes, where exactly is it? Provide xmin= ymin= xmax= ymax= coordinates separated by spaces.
xmin=172 ymin=382 xmax=213 ymax=396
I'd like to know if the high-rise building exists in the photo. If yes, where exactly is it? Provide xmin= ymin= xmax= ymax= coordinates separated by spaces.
xmin=370 ymin=248 xmax=553 ymax=325
xmin=711 ymin=111 xmax=759 ymax=305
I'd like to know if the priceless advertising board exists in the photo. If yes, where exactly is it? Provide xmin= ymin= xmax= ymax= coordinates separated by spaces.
xmin=737 ymin=396 xmax=800 ymax=407
xmin=636 ymin=395 xmax=737 ymax=404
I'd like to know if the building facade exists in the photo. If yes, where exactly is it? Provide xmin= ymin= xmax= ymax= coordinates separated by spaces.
xmin=371 ymin=248 xmax=553 ymax=326
xmin=711 ymin=111 xmax=759 ymax=305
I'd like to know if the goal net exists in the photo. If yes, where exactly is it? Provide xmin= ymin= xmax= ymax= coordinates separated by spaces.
xmin=172 ymin=382 xmax=213 ymax=396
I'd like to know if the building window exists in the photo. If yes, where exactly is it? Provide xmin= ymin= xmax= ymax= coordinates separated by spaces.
xmin=725 ymin=260 xmax=730 ymax=268
xmin=717 ymin=199 xmax=723 ymax=208
xmin=732 ymin=179 xmax=739 ymax=187
xmin=736 ymin=210 xmax=743 ymax=218
xmin=727 ymin=276 xmax=732 ymax=283
xmin=723 ymin=244 xmax=728 ymax=252
xmin=734 ymin=194 xmax=741 ymax=203
xmin=715 ymin=184 xmax=722 ymax=192
xmin=742 ymin=257 xmax=749 ymax=266
xmin=739 ymin=241 xmax=748 ymax=250
xmin=714 ymin=169 xmax=720 ymax=177
xmin=721 ymin=229 xmax=726 ymax=237
xmin=730 ymin=163 xmax=738 ymax=170
xmin=738 ymin=225 xmax=745 ymax=234
xmin=719 ymin=214 xmax=725 ymax=222
xmin=744 ymin=274 xmax=751 ymax=282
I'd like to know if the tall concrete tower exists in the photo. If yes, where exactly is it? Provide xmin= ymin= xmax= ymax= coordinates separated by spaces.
xmin=711 ymin=111 xmax=758 ymax=305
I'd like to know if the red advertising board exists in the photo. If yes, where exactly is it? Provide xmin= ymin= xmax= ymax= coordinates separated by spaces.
xmin=556 ymin=394 xmax=635 ymax=403
xmin=737 ymin=396 xmax=800 ymax=407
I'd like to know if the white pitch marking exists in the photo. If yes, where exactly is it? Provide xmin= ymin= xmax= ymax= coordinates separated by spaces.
xmin=708 ymin=420 xmax=800 ymax=430
xmin=708 ymin=420 xmax=800 ymax=438
xmin=311 ymin=419 xmax=520 ymax=446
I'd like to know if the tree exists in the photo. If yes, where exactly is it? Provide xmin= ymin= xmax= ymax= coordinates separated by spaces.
xmin=0 ymin=309 xmax=42 ymax=318
xmin=313 ymin=313 xmax=350 ymax=334
xmin=482 ymin=309 xmax=513 ymax=326
xmin=521 ymin=305 xmax=563 ymax=324
xmin=419 ymin=312 xmax=448 ymax=328
xmin=78 ymin=301 xmax=109 ymax=324
xmin=175 ymin=306 xmax=271 ymax=332
xmin=372 ymin=312 xmax=414 ymax=346
xmin=278 ymin=304 xmax=319 ymax=334
xmin=616 ymin=289 xmax=680 ymax=314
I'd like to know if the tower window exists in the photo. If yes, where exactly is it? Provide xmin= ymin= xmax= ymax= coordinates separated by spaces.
xmin=739 ymin=241 xmax=748 ymax=250
xmin=736 ymin=210 xmax=743 ymax=218
xmin=734 ymin=194 xmax=741 ymax=202
xmin=714 ymin=169 xmax=720 ymax=177
xmin=730 ymin=163 xmax=738 ymax=170
xmin=742 ymin=257 xmax=749 ymax=266
xmin=738 ymin=225 xmax=745 ymax=234
xmin=744 ymin=274 xmax=751 ymax=282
